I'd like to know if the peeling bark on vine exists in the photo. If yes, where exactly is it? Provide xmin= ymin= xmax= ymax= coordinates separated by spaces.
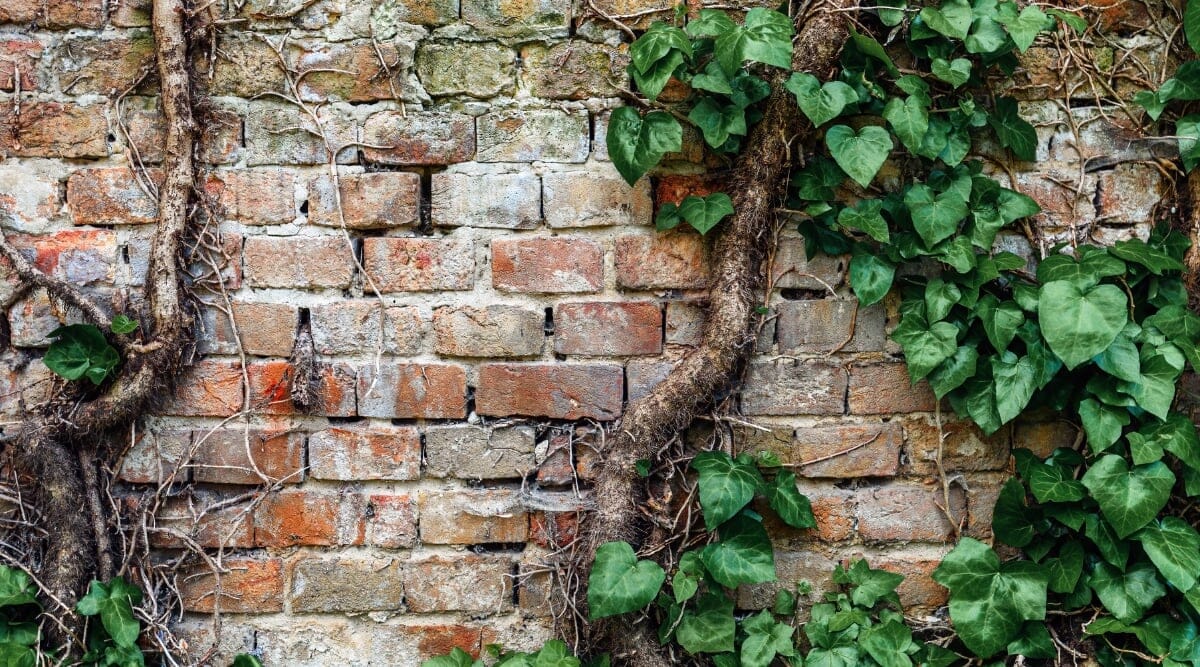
xmin=572 ymin=3 xmax=857 ymax=664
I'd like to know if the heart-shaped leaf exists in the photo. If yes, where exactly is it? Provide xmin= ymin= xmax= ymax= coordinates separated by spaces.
xmin=932 ymin=57 xmax=972 ymax=88
xmin=588 ymin=541 xmax=666 ymax=619
xmin=678 ymin=193 xmax=735 ymax=235
xmin=825 ymin=125 xmax=893 ymax=188
xmin=848 ymin=252 xmax=896 ymax=306
xmin=920 ymin=0 xmax=973 ymax=39
xmin=606 ymin=107 xmax=683 ymax=186
xmin=786 ymin=73 xmax=859 ymax=127
xmin=692 ymin=451 xmax=763 ymax=529
xmin=1088 ymin=561 xmax=1165 ymax=623
xmin=1000 ymin=4 xmax=1051 ymax=52
xmin=988 ymin=97 xmax=1038 ymax=161
xmin=1037 ymin=280 xmax=1127 ymax=369
xmin=1135 ymin=517 xmax=1200 ymax=591
xmin=1081 ymin=455 xmax=1175 ymax=538
xmin=905 ymin=183 xmax=969 ymax=247
xmin=700 ymin=513 xmax=776 ymax=588
xmin=883 ymin=96 xmax=929 ymax=153
xmin=837 ymin=199 xmax=889 ymax=242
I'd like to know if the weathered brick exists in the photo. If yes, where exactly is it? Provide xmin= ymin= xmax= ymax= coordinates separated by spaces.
xmin=309 ymin=172 xmax=420 ymax=228
xmin=775 ymin=300 xmax=887 ymax=353
xmin=8 ymin=229 xmax=116 ymax=285
xmin=0 ymin=36 xmax=41 ymax=91
xmin=542 ymin=173 xmax=651 ymax=228
xmin=67 ymin=167 xmax=159 ymax=225
xmin=363 ymin=237 xmax=475 ymax=292
xmin=1013 ymin=419 xmax=1078 ymax=459
xmin=148 ymin=494 xmax=255 ymax=549
xmin=310 ymin=301 xmax=424 ymax=355
xmin=55 ymin=34 xmax=155 ymax=95
xmin=521 ymin=41 xmax=627 ymax=100
xmin=117 ymin=428 xmax=191 ymax=484
xmin=529 ymin=511 xmax=579 ymax=550
xmin=362 ymin=111 xmax=476 ymax=165
xmin=182 ymin=557 xmax=284 ymax=613
xmin=7 ymin=291 xmax=62 ymax=347
xmin=847 ymin=363 xmax=937 ymax=414
xmin=461 ymin=0 xmax=570 ymax=37
xmin=736 ymin=550 xmax=837 ymax=611
xmin=902 ymin=416 xmax=1011 ymax=476
xmin=770 ymin=235 xmax=846 ymax=290
xmin=554 ymin=301 xmax=662 ymax=356
xmin=356 ymin=362 xmax=467 ymax=419
xmin=0 ymin=163 xmax=63 ymax=231
xmin=1096 ymin=163 xmax=1164 ymax=223
xmin=856 ymin=482 xmax=966 ymax=542
xmin=738 ymin=422 xmax=903 ymax=478
xmin=625 ymin=358 xmax=673 ymax=401
xmin=1012 ymin=167 xmax=1098 ymax=230
xmin=432 ymin=173 xmax=540 ymax=229
xmin=416 ymin=42 xmax=515 ymax=98
xmin=615 ymin=233 xmax=708 ymax=290
xmin=245 ymin=100 xmax=356 ymax=165
xmin=426 ymin=424 xmax=537 ymax=479
xmin=163 ymin=360 xmax=305 ymax=417
xmin=311 ymin=362 xmax=360 ymax=418
xmin=433 ymin=305 xmax=544 ymax=357
xmin=205 ymin=169 xmax=297 ymax=225
xmin=290 ymin=557 xmax=403 ymax=612
xmin=308 ymin=424 xmax=420 ymax=481
xmin=742 ymin=360 xmax=847 ymax=416
xmin=403 ymin=556 xmax=514 ymax=613
xmin=0 ymin=103 xmax=108 ymax=158
xmin=476 ymin=109 xmax=589 ymax=163
xmin=867 ymin=547 xmax=953 ymax=613
xmin=111 ymin=0 xmax=151 ymax=25
xmin=420 ymin=488 xmax=528 ymax=544
xmin=253 ymin=489 xmax=365 ymax=547
xmin=366 ymin=493 xmax=418 ymax=548
xmin=964 ymin=473 xmax=1010 ymax=541
xmin=210 ymin=35 xmax=287 ymax=98
xmin=477 ymin=363 xmax=623 ymax=419
xmin=191 ymin=428 xmax=304 ymax=485
xmin=294 ymin=41 xmax=415 ymax=103
xmin=665 ymin=301 xmax=704 ymax=346
xmin=0 ymin=0 xmax=103 ymax=26
xmin=369 ymin=0 xmax=458 ymax=25
xmin=491 ymin=237 xmax=603 ymax=293
xmin=244 ymin=236 xmax=355 ymax=289
xmin=201 ymin=301 xmax=299 ymax=357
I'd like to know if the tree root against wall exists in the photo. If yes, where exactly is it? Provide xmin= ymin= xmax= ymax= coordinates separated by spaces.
xmin=564 ymin=2 xmax=858 ymax=664
xmin=0 ymin=0 xmax=198 ymax=653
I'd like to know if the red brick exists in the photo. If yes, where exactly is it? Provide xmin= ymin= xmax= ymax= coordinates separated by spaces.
xmin=204 ymin=169 xmax=297 ymax=225
xmin=856 ymin=482 xmax=966 ymax=543
xmin=742 ymin=360 xmax=847 ymax=416
xmin=408 ymin=626 xmax=484 ymax=661
xmin=403 ymin=556 xmax=514 ymax=613
xmin=164 ymin=360 xmax=301 ymax=417
xmin=182 ymin=557 xmax=284 ymax=613
xmin=294 ymin=41 xmax=411 ymax=103
xmin=0 ymin=0 xmax=102 ymax=26
xmin=356 ymin=363 xmax=467 ymax=419
xmin=530 ymin=512 xmax=579 ymax=550
xmin=308 ymin=424 xmax=420 ymax=481
xmin=117 ymin=428 xmax=190 ymax=484
xmin=491 ymin=237 xmax=603 ymax=293
xmin=433 ymin=305 xmax=544 ymax=357
xmin=615 ymin=233 xmax=708 ymax=290
xmin=419 ymin=489 xmax=528 ymax=544
xmin=554 ymin=301 xmax=662 ymax=356
xmin=362 ymin=237 xmax=474 ymax=292
xmin=149 ymin=495 xmax=255 ymax=549
xmin=253 ymin=489 xmax=365 ymax=547
xmin=55 ymin=35 xmax=155 ymax=95
xmin=867 ymin=548 xmax=953 ymax=613
xmin=0 ymin=37 xmax=40 ymax=92
xmin=0 ymin=102 xmax=109 ymax=158
xmin=244 ymin=236 xmax=355 ymax=289
xmin=205 ymin=301 xmax=299 ymax=358
xmin=7 ymin=229 xmax=116 ymax=285
xmin=903 ymin=416 xmax=1011 ymax=476
xmin=654 ymin=174 xmax=722 ymax=208
xmin=310 ymin=362 xmax=359 ymax=417
xmin=309 ymin=172 xmax=420 ymax=229
xmin=477 ymin=363 xmax=623 ymax=420
xmin=847 ymin=363 xmax=937 ymax=414
xmin=191 ymin=427 xmax=304 ymax=485
xmin=67 ymin=167 xmax=160 ymax=225
xmin=362 ymin=111 xmax=476 ymax=165
xmin=366 ymin=494 xmax=418 ymax=548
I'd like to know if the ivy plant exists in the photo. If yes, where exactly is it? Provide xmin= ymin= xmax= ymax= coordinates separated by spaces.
xmin=43 ymin=316 xmax=139 ymax=386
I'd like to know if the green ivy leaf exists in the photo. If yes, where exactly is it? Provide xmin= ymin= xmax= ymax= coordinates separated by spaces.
xmin=966 ymin=15 xmax=1009 ymax=55
xmin=1186 ymin=0 xmax=1200 ymax=54
xmin=1109 ymin=238 xmax=1185 ymax=274
xmin=739 ymin=610 xmax=796 ymax=667
xmin=677 ymin=193 xmax=735 ymax=235
xmin=233 ymin=655 xmax=266 ymax=667
xmin=1044 ymin=542 xmax=1085 ymax=594
xmin=0 ymin=568 xmax=36 ymax=609
xmin=861 ymin=620 xmax=915 ymax=667
xmin=1121 ymin=353 xmax=1180 ymax=420
xmin=700 ymin=513 xmax=776 ymax=588
xmin=1135 ymin=517 xmax=1200 ymax=592
xmin=825 ymin=125 xmax=893 ymax=188
xmin=1036 ymin=250 xmax=1126 ymax=288
xmin=1136 ymin=90 xmax=1168 ymax=121
xmin=76 ymin=578 xmax=142 ymax=648
xmin=110 ymin=315 xmax=138 ymax=335
xmin=1160 ymin=62 xmax=1200 ymax=102
xmin=976 ymin=296 xmax=1025 ymax=352
xmin=905 ymin=184 xmax=969 ymax=247
xmin=847 ymin=27 xmax=901 ymax=76
xmin=894 ymin=320 xmax=959 ymax=383
xmin=1177 ymin=114 xmax=1200 ymax=172
xmin=848 ymin=253 xmax=896 ymax=306
xmin=1037 ymin=280 xmax=1127 ymax=369
xmin=44 ymin=324 xmax=119 ymax=384
xmin=672 ymin=551 xmax=703 ymax=603
xmin=690 ymin=61 xmax=733 ymax=94
xmin=711 ymin=8 xmax=794 ymax=75
xmin=837 ymin=199 xmax=889 ymax=243
xmin=1085 ymin=514 xmax=1130 ymax=570
xmin=764 ymin=472 xmax=816 ymax=529
xmin=1046 ymin=7 xmax=1087 ymax=32
xmin=999 ymin=4 xmax=1050 ymax=52
xmin=587 ymin=542 xmax=666 ymax=619
xmin=1141 ymin=413 xmax=1200 ymax=471
xmin=841 ymin=559 xmax=905 ymax=608
xmin=1027 ymin=462 xmax=1085 ymax=503
xmin=0 ymin=644 xmax=35 ymax=667
xmin=928 ymin=345 xmax=979 ymax=399
xmin=920 ymin=0 xmax=973 ymax=39
xmin=1081 ymin=455 xmax=1175 ymax=538
xmin=1089 ymin=561 xmax=1165 ymax=624
xmin=924 ymin=278 xmax=962 ymax=322
xmin=691 ymin=451 xmax=763 ymax=530
xmin=786 ymin=73 xmax=859 ymax=127
xmin=688 ymin=98 xmax=747 ymax=149
xmin=1095 ymin=330 xmax=1141 ymax=382
xmin=988 ymin=97 xmax=1038 ymax=161
xmin=992 ymin=353 xmax=1037 ymax=424
xmin=931 ymin=538 xmax=1047 ymax=658
xmin=606 ymin=108 xmax=682 ymax=186
xmin=656 ymin=202 xmax=682 ymax=232
xmin=1078 ymin=398 xmax=1129 ymax=454
xmin=883 ymin=96 xmax=930 ymax=154
xmin=931 ymin=57 xmax=972 ymax=88
xmin=628 ymin=23 xmax=691 ymax=101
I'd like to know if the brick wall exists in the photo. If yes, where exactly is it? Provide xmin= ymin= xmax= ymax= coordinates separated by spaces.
xmin=0 ymin=0 xmax=1173 ymax=663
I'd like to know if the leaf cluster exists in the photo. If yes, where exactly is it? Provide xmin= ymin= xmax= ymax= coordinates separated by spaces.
xmin=43 ymin=319 xmax=136 ymax=386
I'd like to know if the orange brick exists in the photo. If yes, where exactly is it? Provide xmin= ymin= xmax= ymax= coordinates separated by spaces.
xmin=357 ymin=363 xmax=467 ymax=419
xmin=615 ymin=233 xmax=708 ymax=290
xmin=847 ymin=363 xmax=937 ymax=414
xmin=0 ymin=37 xmax=40 ymax=91
xmin=149 ymin=495 xmax=255 ymax=549
xmin=182 ymin=557 xmax=284 ymax=613
xmin=554 ymin=301 xmax=662 ymax=356
xmin=1 ymin=103 xmax=109 ymax=158
xmin=529 ymin=512 xmax=579 ymax=550
xmin=204 ymin=169 xmax=297 ymax=225
xmin=492 ymin=237 xmax=603 ymax=293
xmin=362 ymin=237 xmax=475 ymax=292
xmin=67 ymin=167 xmax=161 ymax=225
xmin=253 ymin=489 xmax=365 ymax=547
xmin=244 ymin=236 xmax=355 ymax=289
xmin=308 ymin=172 xmax=420 ymax=229
xmin=191 ymin=428 xmax=304 ymax=485
xmin=308 ymin=424 xmax=420 ymax=481
xmin=476 ymin=363 xmax=623 ymax=420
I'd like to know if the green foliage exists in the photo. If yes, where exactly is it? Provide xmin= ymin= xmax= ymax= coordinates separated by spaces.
xmin=587 ymin=541 xmax=665 ymax=619
xmin=44 ymin=324 xmax=120 ymax=385
xmin=656 ymin=193 xmax=735 ymax=234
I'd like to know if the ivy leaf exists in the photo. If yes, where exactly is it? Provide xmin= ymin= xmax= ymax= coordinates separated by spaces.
xmin=1136 ymin=90 xmax=1168 ymax=121
xmin=677 ymin=194 xmax=735 ymax=235
xmin=792 ymin=157 xmax=845 ymax=201
xmin=1094 ymin=330 xmax=1141 ymax=382
xmin=587 ymin=542 xmax=666 ymax=619
xmin=1160 ymin=62 xmax=1200 ymax=102
xmin=1177 ymin=114 xmax=1200 ymax=172
xmin=0 ymin=568 xmax=36 ymax=608
xmin=700 ymin=513 xmax=776 ymax=588
xmin=763 ymin=472 xmax=816 ymax=529
xmin=841 ymin=559 xmax=905 ymax=608
xmin=1046 ymin=7 xmax=1087 ymax=32
xmin=1089 ymin=561 xmax=1165 ymax=624
xmin=1135 ymin=517 xmax=1200 ymax=591
xmin=1007 ymin=622 xmax=1055 ymax=659
xmin=996 ymin=188 xmax=1041 ymax=223
xmin=45 ymin=324 xmax=118 ymax=384
xmin=675 ymin=592 xmax=736 ymax=655
xmin=1121 ymin=353 xmax=1180 ymax=420
xmin=861 ymin=620 xmax=915 ymax=667
xmin=920 ymin=0 xmax=973 ymax=39
xmin=712 ymin=8 xmax=794 ymax=75
xmin=931 ymin=538 xmax=1048 ymax=657
xmin=688 ymin=98 xmax=747 ymax=149
xmin=76 ymin=578 xmax=142 ymax=648
xmin=924 ymin=278 xmax=962 ymax=322
xmin=628 ymin=23 xmax=691 ymax=101
xmin=1081 ymin=455 xmax=1175 ymax=538
xmin=606 ymin=108 xmax=682 ymax=186
xmin=837 ymin=199 xmax=889 ymax=243
xmin=1109 ymin=238 xmax=1185 ymax=274
xmin=1027 ymin=462 xmax=1085 ymax=503
xmin=1077 ymin=398 xmax=1129 ymax=454
xmin=963 ymin=371 xmax=1003 ymax=435
xmin=740 ymin=610 xmax=796 ymax=667
xmin=630 ymin=50 xmax=684 ymax=101
xmin=1037 ymin=280 xmax=1128 ymax=369
xmin=883 ymin=96 xmax=930 ymax=154
xmin=691 ymin=451 xmax=762 ymax=530
xmin=848 ymin=252 xmax=896 ymax=306
xmin=233 ymin=655 xmax=266 ymax=667
xmin=110 ymin=315 xmax=138 ymax=335
xmin=1186 ymin=0 xmax=1200 ymax=55
xmin=1000 ymin=4 xmax=1050 ymax=52
xmin=966 ymin=16 xmax=1009 ymax=54
xmin=847 ymin=27 xmax=901 ymax=76
xmin=825 ymin=125 xmax=893 ymax=188
xmin=1141 ymin=413 xmax=1200 ymax=471
xmin=992 ymin=354 xmax=1037 ymax=424
xmin=905 ymin=184 xmax=969 ymax=247
xmin=1044 ymin=542 xmax=1085 ymax=594
xmin=931 ymin=58 xmax=972 ymax=88
xmin=1085 ymin=514 xmax=1130 ymax=570
xmin=786 ymin=73 xmax=859 ymax=127
xmin=690 ymin=61 xmax=733 ymax=94
xmin=928 ymin=345 xmax=979 ymax=399
xmin=1036 ymin=250 xmax=1126 ymax=288
xmin=656 ymin=202 xmax=682 ymax=232
xmin=893 ymin=320 xmax=958 ymax=383
xmin=976 ymin=296 xmax=1025 ymax=352
xmin=672 ymin=551 xmax=703 ymax=603
xmin=988 ymin=97 xmax=1038 ymax=161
